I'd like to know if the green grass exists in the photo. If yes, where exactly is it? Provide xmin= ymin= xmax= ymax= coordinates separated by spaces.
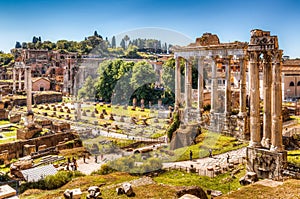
xmin=154 ymin=165 xmax=246 ymax=194
xmin=287 ymin=150 xmax=300 ymax=166
xmin=0 ymin=120 xmax=10 ymax=125
xmin=168 ymin=131 xmax=248 ymax=162
xmin=20 ymin=172 xmax=138 ymax=199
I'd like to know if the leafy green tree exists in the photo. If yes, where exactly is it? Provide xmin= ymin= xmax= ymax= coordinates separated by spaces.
xmin=78 ymin=76 xmax=96 ymax=100
xmin=130 ymin=61 xmax=156 ymax=103
xmin=21 ymin=42 xmax=27 ymax=49
xmin=124 ymin=45 xmax=141 ymax=58
xmin=32 ymin=36 xmax=38 ymax=44
xmin=15 ymin=41 xmax=22 ymax=48
xmin=0 ymin=52 xmax=14 ymax=66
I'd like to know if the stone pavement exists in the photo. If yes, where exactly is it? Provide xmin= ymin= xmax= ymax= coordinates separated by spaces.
xmin=75 ymin=147 xmax=247 ymax=176
xmin=163 ymin=147 xmax=247 ymax=176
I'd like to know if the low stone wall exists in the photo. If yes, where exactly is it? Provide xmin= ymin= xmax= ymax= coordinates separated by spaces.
xmin=33 ymin=92 xmax=62 ymax=104
xmin=0 ymin=132 xmax=79 ymax=160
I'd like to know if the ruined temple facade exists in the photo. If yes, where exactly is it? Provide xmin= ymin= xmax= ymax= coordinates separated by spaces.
xmin=172 ymin=33 xmax=249 ymax=137
xmin=173 ymin=29 xmax=287 ymax=179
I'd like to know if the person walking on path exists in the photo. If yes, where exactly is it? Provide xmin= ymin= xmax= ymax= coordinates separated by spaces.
xmin=95 ymin=155 xmax=98 ymax=163
xmin=227 ymin=153 xmax=230 ymax=163
xmin=83 ymin=154 xmax=86 ymax=163
xmin=209 ymin=149 xmax=213 ymax=158
xmin=190 ymin=150 xmax=193 ymax=161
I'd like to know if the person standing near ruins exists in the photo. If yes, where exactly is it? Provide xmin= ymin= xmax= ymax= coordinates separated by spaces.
xmin=190 ymin=150 xmax=193 ymax=161
xmin=209 ymin=149 xmax=213 ymax=158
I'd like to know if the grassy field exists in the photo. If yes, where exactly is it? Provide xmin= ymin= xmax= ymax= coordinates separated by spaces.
xmin=154 ymin=165 xmax=246 ymax=194
xmin=167 ymin=131 xmax=248 ymax=162
xmin=287 ymin=150 xmax=300 ymax=166
xmin=20 ymin=164 xmax=246 ymax=199
xmin=218 ymin=179 xmax=300 ymax=199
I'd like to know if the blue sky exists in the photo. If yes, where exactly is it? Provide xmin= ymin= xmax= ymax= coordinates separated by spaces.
xmin=1 ymin=0 xmax=300 ymax=57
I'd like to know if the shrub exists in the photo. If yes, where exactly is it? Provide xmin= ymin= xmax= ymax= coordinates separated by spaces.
xmin=166 ymin=112 xmax=180 ymax=141
xmin=20 ymin=170 xmax=85 ymax=193
xmin=91 ymin=163 xmax=116 ymax=175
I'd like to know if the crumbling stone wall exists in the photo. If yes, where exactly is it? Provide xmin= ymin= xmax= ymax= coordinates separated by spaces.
xmin=33 ymin=92 xmax=62 ymax=104
xmin=0 ymin=132 xmax=79 ymax=160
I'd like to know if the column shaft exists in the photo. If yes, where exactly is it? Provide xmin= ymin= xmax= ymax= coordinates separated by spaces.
xmin=26 ymin=67 xmax=32 ymax=112
xmin=225 ymin=58 xmax=232 ymax=115
xmin=249 ymin=52 xmax=261 ymax=147
xmin=175 ymin=57 xmax=181 ymax=106
xmin=24 ymin=68 xmax=28 ymax=90
xmin=262 ymin=53 xmax=272 ymax=148
xmin=198 ymin=57 xmax=204 ymax=111
xmin=210 ymin=57 xmax=217 ymax=114
xmin=185 ymin=59 xmax=192 ymax=108
xmin=239 ymin=57 xmax=247 ymax=115
xmin=13 ymin=68 xmax=16 ymax=92
xmin=18 ymin=69 xmax=22 ymax=90
xmin=271 ymin=51 xmax=283 ymax=152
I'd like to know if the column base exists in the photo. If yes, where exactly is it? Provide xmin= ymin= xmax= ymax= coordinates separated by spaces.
xmin=249 ymin=141 xmax=261 ymax=148
xmin=261 ymin=137 xmax=271 ymax=149
xmin=270 ymin=145 xmax=284 ymax=152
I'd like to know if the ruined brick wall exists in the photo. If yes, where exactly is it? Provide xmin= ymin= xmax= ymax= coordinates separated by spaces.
xmin=33 ymin=92 xmax=62 ymax=104
xmin=0 ymin=132 xmax=79 ymax=160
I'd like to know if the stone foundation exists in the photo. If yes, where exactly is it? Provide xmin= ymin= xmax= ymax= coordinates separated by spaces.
xmin=0 ymin=132 xmax=79 ymax=161
xmin=246 ymin=147 xmax=287 ymax=180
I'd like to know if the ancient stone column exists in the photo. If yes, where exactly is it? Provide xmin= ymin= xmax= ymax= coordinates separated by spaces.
xmin=12 ymin=67 xmax=16 ymax=92
xmin=224 ymin=57 xmax=232 ymax=131
xmin=24 ymin=67 xmax=28 ymax=90
xmin=26 ymin=66 xmax=32 ymax=113
xmin=210 ymin=56 xmax=218 ymax=114
xmin=261 ymin=52 xmax=272 ymax=148
xmin=185 ymin=59 xmax=192 ymax=108
xmin=175 ymin=57 xmax=181 ymax=107
xmin=18 ymin=69 xmax=22 ymax=90
xmin=271 ymin=50 xmax=283 ymax=152
xmin=197 ymin=57 xmax=204 ymax=111
xmin=249 ymin=51 xmax=261 ymax=148
xmin=238 ymin=56 xmax=247 ymax=116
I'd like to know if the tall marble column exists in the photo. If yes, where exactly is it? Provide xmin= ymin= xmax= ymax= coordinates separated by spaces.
xmin=12 ymin=68 xmax=16 ymax=92
xmin=24 ymin=67 xmax=28 ymax=90
xmin=185 ymin=59 xmax=192 ymax=108
xmin=238 ymin=56 xmax=247 ymax=116
xmin=18 ymin=69 xmax=22 ymax=90
xmin=270 ymin=50 xmax=283 ymax=152
xmin=175 ymin=57 xmax=181 ymax=107
xmin=224 ymin=56 xmax=232 ymax=131
xmin=249 ymin=51 xmax=261 ymax=148
xmin=262 ymin=52 xmax=272 ymax=148
xmin=197 ymin=57 xmax=204 ymax=112
xmin=210 ymin=56 xmax=218 ymax=114
xmin=26 ymin=67 xmax=32 ymax=113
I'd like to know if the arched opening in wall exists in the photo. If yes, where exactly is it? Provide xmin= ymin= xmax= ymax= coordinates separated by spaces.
xmin=40 ymin=87 xmax=44 ymax=91
xmin=297 ymin=81 xmax=300 ymax=86
xmin=289 ymin=81 xmax=295 ymax=87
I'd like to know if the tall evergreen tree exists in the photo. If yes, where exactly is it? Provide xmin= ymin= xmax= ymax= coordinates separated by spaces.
xmin=120 ymin=39 xmax=126 ymax=49
xmin=111 ymin=36 xmax=116 ymax=48
xmin=15 ymin=41 xmax=22 ymax=48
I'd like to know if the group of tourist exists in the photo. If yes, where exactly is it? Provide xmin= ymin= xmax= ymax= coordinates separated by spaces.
xmin=66 ymin=157 xmax=78 ymax=171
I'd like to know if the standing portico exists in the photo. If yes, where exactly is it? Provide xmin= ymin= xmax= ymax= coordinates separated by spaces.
xmin=173 ymin=33 xmax=248 ymax=133
xmin=246 ymin=29 xmax=287 ymax=180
